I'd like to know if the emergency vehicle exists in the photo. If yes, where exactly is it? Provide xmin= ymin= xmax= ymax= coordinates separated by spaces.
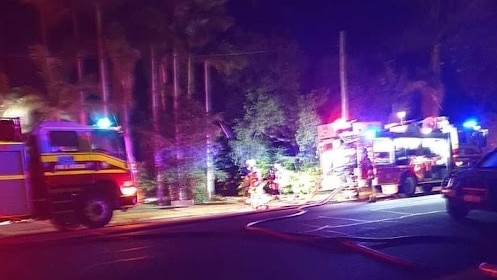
xmin=0 ymin=117 xmax=138 ymax=230
xmin=318 ymin=116 xmax=488 ymax=198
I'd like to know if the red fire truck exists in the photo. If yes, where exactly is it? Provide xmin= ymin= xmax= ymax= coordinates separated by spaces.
xmin=0 ymin=117 xmax=138 ymax=230
xmin=318 ymin=117 xmax=488 ymax=198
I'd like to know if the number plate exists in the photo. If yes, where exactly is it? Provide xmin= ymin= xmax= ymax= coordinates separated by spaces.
xmin=463 ymin=195 xmax=482 ymax=203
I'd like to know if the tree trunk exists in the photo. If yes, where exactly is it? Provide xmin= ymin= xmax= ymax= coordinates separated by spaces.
xmin=151 ymin=45 xmax=167 ymax=205
xmin=122 ymin=104 xmax=137 ymax=185
xmin=171 ymin=50 xmax=193 ymax=206
xmin=421 ymin=43 xmax=443 ymax=118
xmin=76 ymin=55 xmax=86 ymax=124
xmin=187 ymin=55 xmax=194 ymax=99
xmin=95 ymin=3 xmax=109 ymax=118
xmin=159 ymin=58 xmax=168 ymax=111
xmin=72 ymin=10 xmax=86 ymax=124
xmin=173 ymin=51 xmax=180 ymax=161
xmin=121 ymin=71 xmax=137 ymax=189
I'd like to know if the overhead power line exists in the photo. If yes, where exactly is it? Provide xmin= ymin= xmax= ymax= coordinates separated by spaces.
xmin=0 ymin=49 xmax=283 ymax=60
xmin=190 ymin=49 xmax=281 ymax=58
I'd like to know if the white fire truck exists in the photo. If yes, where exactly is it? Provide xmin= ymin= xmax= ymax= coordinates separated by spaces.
xmin=0 ymin=117 xmax=138 ymax=230
xmin=318 ymin=117 xmax=488 ymax=198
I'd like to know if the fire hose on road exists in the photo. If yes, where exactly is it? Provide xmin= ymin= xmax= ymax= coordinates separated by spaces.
xmin=244 ymin=185 xmax=497 ymax=278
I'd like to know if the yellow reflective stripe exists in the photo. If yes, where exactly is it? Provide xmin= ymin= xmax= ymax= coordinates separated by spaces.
xmin=0 ymin=175 xmax=25 ymax=180
xmin=40 ymin=153 xmax=127 ymax=169
xmin=40 ymin=153 xmax=89 ymax=162
xmin=44 ymin=169 xmax=127 ymax=176
xmin=90 ymin=153 xmax=127 ymax=169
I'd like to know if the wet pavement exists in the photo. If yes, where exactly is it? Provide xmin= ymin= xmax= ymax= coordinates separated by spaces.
xmin=0 ymin=193 xmax=334 ymax=237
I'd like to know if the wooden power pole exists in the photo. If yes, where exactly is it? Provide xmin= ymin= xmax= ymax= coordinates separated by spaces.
xmin=204 ymin=60 xmax=215 ymax=199
xmin=339 ymin=30 xmax=349 ymax=120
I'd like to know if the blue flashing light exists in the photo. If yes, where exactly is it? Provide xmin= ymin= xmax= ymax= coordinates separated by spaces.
xmin=96 ymin=117 xmax=112 ymax=129
xmin=364 ymin=128 xmax=378 ymax=140
xmin=463 ymin=119 xmax=478 ymax=129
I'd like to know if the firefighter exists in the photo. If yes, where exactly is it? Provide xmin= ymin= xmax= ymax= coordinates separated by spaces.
xmin=244 ymin=159 xmax=272 ymax=209
xmin=243 ymin=159 xmax=261 ymax=199
xmin=360 ymin=148 xmax=376 ymax=202
xmin=268 ymin=163 xmax=282 ymax=196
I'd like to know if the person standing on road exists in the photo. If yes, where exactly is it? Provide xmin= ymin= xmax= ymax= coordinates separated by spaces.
xmin=360 ymin=148 xmax=375 ymax=202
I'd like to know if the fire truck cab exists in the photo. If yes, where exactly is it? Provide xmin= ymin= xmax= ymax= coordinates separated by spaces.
xmin=371 ymin=119 xmax=454 ymax=196
xmin=0 ymin=118 xmax=137 ymax=230
xmin=318 ymin=116 xmax=488 ymax=198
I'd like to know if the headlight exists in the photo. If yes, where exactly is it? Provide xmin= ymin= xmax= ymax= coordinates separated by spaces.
xmin=120 ymin=180 xmax=137 ymax=196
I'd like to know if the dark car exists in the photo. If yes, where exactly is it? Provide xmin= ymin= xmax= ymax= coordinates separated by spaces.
xmin=442 ymin=148 xmax=497 ymax=219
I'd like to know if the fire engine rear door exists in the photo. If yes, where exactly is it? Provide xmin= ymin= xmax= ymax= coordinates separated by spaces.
xmin=0 ymin=143 xmax=32 ymax=217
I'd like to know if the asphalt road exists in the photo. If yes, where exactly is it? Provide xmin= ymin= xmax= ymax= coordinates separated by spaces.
xmin=1 ymin=194 xmax=497 ymax=280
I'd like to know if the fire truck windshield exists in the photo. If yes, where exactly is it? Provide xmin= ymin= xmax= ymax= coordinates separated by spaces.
xmin=91 ymin=129 xmax=126 ymax=160
xmin=458 ymin=129 xmax=488 ymax=148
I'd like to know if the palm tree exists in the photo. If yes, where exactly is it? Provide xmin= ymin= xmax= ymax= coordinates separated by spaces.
xmin=392 ymin=0 xmax=464 ymax=119
xmin=21 ymin=0 xmax=102 ymax=125
xmin=174 ymin=0 xmax=234 ymax=100
xmin=106 ymin=35 xmax=140 ymax=185
xmin=20 ymin=0 xmax=68 ymax=46
xmin=64 ymin=0 xmax=98 ymax=124
xmin=200 ymin=45 xmax=247 ymax=198
xmin=93 ymin=0 xmax=111 ymax=118
xmin=63 ymin=0 xmax=120 ymax=122
xmin=28 ymin=45 xmax=78 ymax=122
xmin=19 ymin=0 xmax=77 ymax=123
xmin=125 ymin=0 xmax=239 ymax=202
xmin=171 ymin=0 xmax=238 ymax=199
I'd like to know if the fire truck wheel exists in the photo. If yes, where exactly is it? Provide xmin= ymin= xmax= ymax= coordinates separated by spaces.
xmin=446 ymin=200 xmax=469 ymax=220
xmin=79 ymin=193 xmax=113 ymax=228
xmin=399 ymin=175 xmax=417 ymax=197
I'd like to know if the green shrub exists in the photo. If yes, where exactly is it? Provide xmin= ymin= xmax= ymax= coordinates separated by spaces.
xmin=137 ymin=163 xmax=157 ymax=196
xmin=276 ymin=167 xmax=320 ymax=196
xmin=193 ymin=185 xmax=209 ymax=204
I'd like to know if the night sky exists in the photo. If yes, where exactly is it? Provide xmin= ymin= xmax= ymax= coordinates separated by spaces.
xmin=228 ymin=0 xmax=410 ymax=55
xmin=228 ymin=0 xmax=488 ymax=122
xmin=0 ymin=0 xmax=39 ymax=88
xmin=0 ymin=0 xmax=417 ymax=88
xmin=0 ymin=0 xmax=492 ymax=123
